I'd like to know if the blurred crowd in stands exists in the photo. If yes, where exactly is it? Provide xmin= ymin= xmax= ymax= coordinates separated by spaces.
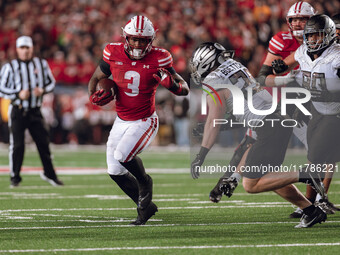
xmin=0 ymin=0 xmax=339 ymax=147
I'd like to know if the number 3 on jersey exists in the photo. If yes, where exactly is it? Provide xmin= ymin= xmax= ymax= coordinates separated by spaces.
xmin=124 ymin=71 xmax=140 ymax=97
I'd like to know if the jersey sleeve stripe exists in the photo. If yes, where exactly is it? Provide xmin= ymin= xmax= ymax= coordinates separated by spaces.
xmin=269 ymin=41 xmax=283 ymax=51
xmin=103 ymin=49 xmax=111 ymax=56
xmin=268 ymin=48 xmax=276 ymax=55
xmin=103 ymin=55 xmax=110 ymax=60
xmin=159 ymin=60 xmax=172 ymax=67
xmin=158 ymin=55 xmax=172 ymax=63
xmin=271 ymin=38 xmax=284 ymax=48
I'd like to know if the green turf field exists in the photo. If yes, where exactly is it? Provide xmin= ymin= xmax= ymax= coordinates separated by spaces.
xmin=0 ymin=146 xmax=339 ymax=254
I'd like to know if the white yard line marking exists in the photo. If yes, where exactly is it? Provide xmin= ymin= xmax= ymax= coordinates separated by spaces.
xmin=1 ymin=242 xmax=340 ymax=253
xmin=0 ymin=204 xmax=300 ymax=214
xmin=1 ymin=221 xmax=340 ymax=230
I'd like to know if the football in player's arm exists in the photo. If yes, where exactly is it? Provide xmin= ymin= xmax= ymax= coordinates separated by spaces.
xmin=88 ymin=15 xmax=188 ymax=226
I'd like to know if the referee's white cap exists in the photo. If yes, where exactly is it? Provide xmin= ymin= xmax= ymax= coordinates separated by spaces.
xmin=16 ymin=36 xmax=33 ymax=48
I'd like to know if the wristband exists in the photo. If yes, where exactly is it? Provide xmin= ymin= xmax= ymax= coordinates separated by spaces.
xmin=198 ymin=146 xmax=210 ymax=159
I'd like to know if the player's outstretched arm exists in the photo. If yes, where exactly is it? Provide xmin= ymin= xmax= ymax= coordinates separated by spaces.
xmin=191 ymin=89 xmax=228 ymax=179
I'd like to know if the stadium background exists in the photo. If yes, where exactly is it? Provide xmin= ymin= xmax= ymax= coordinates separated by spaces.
xmin=0 ymin=0 xmax=338 ymax=147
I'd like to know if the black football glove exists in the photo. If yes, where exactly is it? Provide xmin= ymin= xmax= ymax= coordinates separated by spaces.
xmin=191 ymin=147 xmax=209 ymax=179
xmin=191 ymin=154 xmax=204 ymax=179
xmin=192 ymin=122 xmax=205 ymax=137
xmin=272 ymin=59 xmax=288 ymax=74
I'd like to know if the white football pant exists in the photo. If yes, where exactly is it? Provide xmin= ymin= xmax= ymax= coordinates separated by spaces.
xmin=107 ymin=112 xmax=159 ymax=175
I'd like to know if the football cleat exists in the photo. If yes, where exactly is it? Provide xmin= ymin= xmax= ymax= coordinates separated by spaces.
xmin=327 ymin=201 xmax=340 ymax=212
xmin=209 ymin=178 xmax=224 ymax=203
xmin=315 ymin=200 xmax=335 ymax=215
xmin=138 ymin=175 xmax=153 ymax=209
xmin=295 ymin=206 xmax=327 ymax=228
xmin=219 ymin=177 xmax=238 ymax=198
xmin=130 ymin=201 xmax=158 ymax=225
xmin=289 ymin=207 xmax=303 ymax=218
xmin=40 ymin=172 xmax=64 ymax=186
xmin=10 ymin=179 xmax=21 ymax=188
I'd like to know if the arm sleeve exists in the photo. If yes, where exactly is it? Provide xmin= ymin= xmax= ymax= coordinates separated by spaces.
xmin=99 ymin=59 xmax=112 ymax=76
xmin=257 ymin=65 xmax=274 ymax=86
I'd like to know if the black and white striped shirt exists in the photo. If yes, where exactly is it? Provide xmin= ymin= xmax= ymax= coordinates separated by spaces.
xmin=0 ymin=57 xmax=55 ymax=110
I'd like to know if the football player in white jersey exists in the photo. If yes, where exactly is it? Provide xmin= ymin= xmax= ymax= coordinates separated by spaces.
xmin=190 ymin=42 xmax=328 ymax=228
xmin=203 ymin=2 xmax=315 ymax=207
xmin=332 ymin=14 xmax=340 ymax=43
xmin=272 ymin=14 xmax=340 ymax=212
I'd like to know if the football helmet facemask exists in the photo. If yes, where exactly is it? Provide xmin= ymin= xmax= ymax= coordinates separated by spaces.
xmin=286 ymin=2 xmax=316 ymax=37
xmin=304 ymin=14 xmax=336 ymax=53
xmin=189 ymin=42 xmax=234 ymax=85
xmin=122 ymin=15 xmax=156 ymax=59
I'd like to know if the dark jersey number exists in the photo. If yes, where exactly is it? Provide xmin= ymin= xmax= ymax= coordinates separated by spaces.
xmin=229 ymin=70 xmax=254 ymax=90
xmin=302 ymin=71 xmax=327 ymax=91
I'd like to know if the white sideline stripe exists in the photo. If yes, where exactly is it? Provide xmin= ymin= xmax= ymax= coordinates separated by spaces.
xmin=1 ymin=221 xmax=340 ymax=230
xmin=1 ymin=243 xmax=340 ymax=253
xmin=0 ymin=167 xmax=188 ymax=175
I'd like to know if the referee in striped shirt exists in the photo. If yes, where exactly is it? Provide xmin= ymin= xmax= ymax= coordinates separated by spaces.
xmin=0 ymin=36 xmax=63 ymax=187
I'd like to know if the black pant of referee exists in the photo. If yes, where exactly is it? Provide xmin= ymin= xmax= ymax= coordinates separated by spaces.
xmin=9 ymin=105 xmax=63 ymax=187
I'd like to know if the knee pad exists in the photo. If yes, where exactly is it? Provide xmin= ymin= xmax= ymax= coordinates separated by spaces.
xmin=107 ymin=153 xmax=128 ymax=175
xmin=114 ymin=150 xmax=124 ymax=162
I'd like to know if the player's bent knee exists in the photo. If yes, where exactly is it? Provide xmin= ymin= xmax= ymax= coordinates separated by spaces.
xmin=114 ymin=150 xmax=124 ymax=162
xmin=242 ymin=179 xmax=260 ymax=194
xmin=107 ymin=160 xmax=128 ymax=176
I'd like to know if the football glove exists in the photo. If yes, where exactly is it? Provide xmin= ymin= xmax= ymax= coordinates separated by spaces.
xmin=89 ymin=89 xmax=114 ymax=106
xmin=191 ymin=154 xmax=204 ymax=179
xmin=153 ymin=68 xmax=174 ymax=89
xmin=272 ymin=59 xmax=288 ymax=74
xmin=191 ymin=147 xmax=209 ymax=179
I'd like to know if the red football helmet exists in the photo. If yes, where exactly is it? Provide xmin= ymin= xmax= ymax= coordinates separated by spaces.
xmin=122 ymin=15 xmax=156 ymax=59
xmin=286 ymin=2 xmax=316 ymax=37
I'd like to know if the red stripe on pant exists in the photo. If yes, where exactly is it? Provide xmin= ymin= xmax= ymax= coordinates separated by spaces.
xmin=135 ymin=118 xmax=158 ymax=156
xmin=125 ymin=118 xmax=155 ymax=162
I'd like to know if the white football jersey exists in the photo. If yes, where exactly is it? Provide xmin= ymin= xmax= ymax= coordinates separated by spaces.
xmin=203 ymin=58 xmax=274 ymax=125
xmin=294 ymin=43 xmax=340 ymax=115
